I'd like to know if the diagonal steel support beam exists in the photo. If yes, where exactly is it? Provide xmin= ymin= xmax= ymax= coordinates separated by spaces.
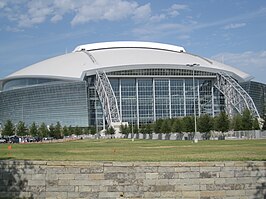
xmin=94 ymin=71 xmax=122 ymax=128
xmin=214 ymin=72 xmax=263 ymax=127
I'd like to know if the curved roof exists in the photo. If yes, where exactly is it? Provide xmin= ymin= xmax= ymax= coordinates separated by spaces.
xmin=2 ymin=41 xmax=251 ymax=84
xmin=73 ymin=41 xmax=186 ymax=53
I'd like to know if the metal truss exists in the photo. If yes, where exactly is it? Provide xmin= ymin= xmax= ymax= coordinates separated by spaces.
xmin=214 ymin=72 xmax=261 ymax=120
xmin=95 ymin=71 xmax=122 ymax=128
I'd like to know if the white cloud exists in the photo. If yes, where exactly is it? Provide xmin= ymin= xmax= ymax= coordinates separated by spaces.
xmin=212 ymin=51 xmax=266 ymax=82
xmin=0 ymin=0 xmax=153 ymax=28
xmin=0 ymin=1 xmax=6 ymax=9
xmin=51 ymin=14 xmax=63 ymax=23
xmin=132 ymin=3 xmax=151 ymax=23
xmin=223 ymin=23 xmax=246 ymax=30
xmin=165 ymin=4 xmax=188 ymax=17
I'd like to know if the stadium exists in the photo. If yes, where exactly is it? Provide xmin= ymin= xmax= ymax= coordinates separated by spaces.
xmin=0 ymin=41 xmax=264 ymax=131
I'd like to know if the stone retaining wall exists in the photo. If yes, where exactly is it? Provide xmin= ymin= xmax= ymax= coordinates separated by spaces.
xmin=0 ymin=160 xmax=265 ymax=198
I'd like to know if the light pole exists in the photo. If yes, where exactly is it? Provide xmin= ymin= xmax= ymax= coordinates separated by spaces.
xmin=130 ymin=98 xmax=134 ymax=141
xmin=187 ymin=63 xmax=199 ymax=140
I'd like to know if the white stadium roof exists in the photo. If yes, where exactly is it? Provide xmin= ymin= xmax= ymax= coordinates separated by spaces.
xmin=2 ymin=41 xmax=251 ymax=83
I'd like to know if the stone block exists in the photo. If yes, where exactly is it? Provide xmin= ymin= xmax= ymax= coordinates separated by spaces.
xmin=73 ymin=174 xmax=88 ymax=180
xmin=64 ymin=167 xmax=81 ymax=174
xmin=45 ymin=191 xmax=68 ymax=198
xmin=79 ymin=192 xmax=99 ymax=198
xmin=28 ymin=179 xmax=45 ymax=186
xmin=146 ymin=172 xmax=158 ymax=179
xmin=104 ymin=166 xmax=135 ymax=173
xmin=78 ymin=186 xmax=92 ymax=192
xmin=200 ymin=166 xmax=221 ymax=172
xmin=123 ymin=191 xmax=144 ymax=198
xmin=153 ymin=185 xmax=175 ymax=192
xmin=199 ymin=178 xmax=215 ymax=185
xmin=219 ymin=170 xmax=234 ymax=178
xmin=58 ymin=179 xmax=69 ymax=186
xmin=182 ymin=191 xmax=200 ymax=198
xmin=99 ymin=191 xmax=121 ymax=198
xmin=88 ymin=173 xmax=104 ymax=180
xmin=46 ymin=185 xmax=74 ymax=192
xmin=67 ymin=192 xmax=80 ymax=198
xmin=225 ymin=190 xmax=246 ymax=196
xmin=46 ymin=179 xmax=58 ymax=186
xmin=158 ymin=166 xmax=175 ymax=173
xmin=28 ymin=174 xmax=46 ymax=180
xmin=57 ymin=174 xmax=75 ymax=180
xmin=200 ymin=190 xmax=225 ymax=198
xmin=156 ymin=179 xmax=170 ymax=185
xmin=200 ymin=171 xmax=219 ymax=178
xmin=158 ymin=172 xmax=176 ymax=179
xmin=143 ymin=179 xmax=157 ymax=186
xmin=46 ymin=167 xmax=65 ymax=174
xmin=80 ymin=166 xmax=103 ymax=174
xmin=46 ymin=173 xmax=58 ymax=180
xmin=175 ymin=167 xmax=190 ymax=172
xmin=160 ymin=191 xmax=180 ymax=198
xmin=168 ymin=178 xmax=181 ymax=185
xmin=179 ymin=172 xmax=200 ymax=179
xmin=25 ymin=185 xmax=45 ymax=193
xmin=143 ymin=191 xmax=160 ymax=198
xmin=182 ymin=184 xmax=200 ymax=191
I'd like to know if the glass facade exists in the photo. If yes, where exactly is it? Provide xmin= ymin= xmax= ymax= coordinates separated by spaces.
xmin=0 ymin=81 xmax=89 ymax=127
xmin=3 ymin=78 xmax=61 ymax=91
xmin=107 ymin=77 xmax=224 ymax=127
xmin=94 ymin=68 xmax=225 ymax=127
xmin=0 ymin=68 xmax=229 ymax=129
xmin=240 ymin=81 xmax=266 ymax=117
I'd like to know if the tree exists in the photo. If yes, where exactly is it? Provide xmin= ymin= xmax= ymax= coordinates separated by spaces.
xmin=231 ymin=114 xmax=242 ymax=131
xmin=161 ymin=119 xmax=171 ymax=134
xmin=198 ymin=114 xmax=213 ymax=133
xmin=74 ymin=126 xmax=82 ymax=135
xmin=16 ymin=121 xmax=28 ymax=136
xmin=198 ymin=114 xmax=213 ymax=140
xmin=48 ymin=124 xmax=55 ymax=138
xmin=262 ymin=115 xmax=266 ymax=130
xmin=133 ymin=125 xmax=138 ymax=134
xmin=62 ymin=125 xmax=70 ymax=136
xmin=171 ymin=118 xmax=183 ymax=133
xmin=153 ymin=119 xmax=163 ymax=134
xmin=182 ymin=116 xmax=194 ymax=133
xmin=38 ymin=123 xmax=49 ymax=138
xmin=54 ymin=122 xmax=62 ymax=139
xmin=252 ymin=119 xmax=260 ymax=130
xmin=29 ymin=122 xmax=38 ymax=137
xmin=107 ymin=126 xmax=115 ymax=137
xmin=214 ymin=112 xmax=230 ymax=133
xmin=2 ymin=120 xmax=15 ymax=136
xmin=120 ymin=124 xmax=128 ymax=135
xmin=89 ymin=126 xmax=97 ymax=135
xmin=242 ymin=109 xmax=253 ymax=130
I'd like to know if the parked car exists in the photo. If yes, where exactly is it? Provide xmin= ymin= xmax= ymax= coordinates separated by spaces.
xmin=9 ymin=136 xmax=20 ymax=143
xmin=0 ymin=137 xmax=7 ymax=143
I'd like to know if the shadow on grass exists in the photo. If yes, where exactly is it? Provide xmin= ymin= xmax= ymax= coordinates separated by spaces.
xmin=248 ymin=162 xmax=266 ymax=199
xmin=0 ymin=160 xmax=34 ymax=199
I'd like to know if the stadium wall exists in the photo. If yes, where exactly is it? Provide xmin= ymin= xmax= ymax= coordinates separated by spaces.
xmin=0 ymin=160 xmax=265 ymax=198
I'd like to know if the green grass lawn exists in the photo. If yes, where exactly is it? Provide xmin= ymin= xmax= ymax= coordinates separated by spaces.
xmin=0 ymin=139 xmax=265 ymax=162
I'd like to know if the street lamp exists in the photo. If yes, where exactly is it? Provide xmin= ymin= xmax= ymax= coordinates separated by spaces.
xmin=130 ymin=98 xmax=135 ymax=141
xmin=186 ymin=63 xmax=199 ymax=140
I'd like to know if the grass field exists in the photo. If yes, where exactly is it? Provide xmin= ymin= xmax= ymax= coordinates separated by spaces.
xmin=0 ymin=139 xmax=265 ymax=162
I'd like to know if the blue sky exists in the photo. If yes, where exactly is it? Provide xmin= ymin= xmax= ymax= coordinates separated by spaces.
xmin=0 ymin=0 xmax=266 ymax=83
